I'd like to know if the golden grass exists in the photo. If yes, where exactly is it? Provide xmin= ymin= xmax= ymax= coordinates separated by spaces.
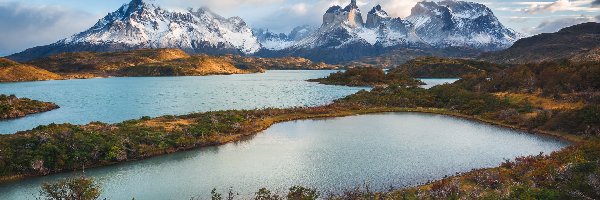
xmin=0 ymin=63 xmax=62 ymax=82
xmin=495 ymin=92 xmax=585 ymax=110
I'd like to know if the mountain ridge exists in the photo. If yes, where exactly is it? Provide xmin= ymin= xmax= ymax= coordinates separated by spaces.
xmin=8 ymin=0 xmax=521 ymax=63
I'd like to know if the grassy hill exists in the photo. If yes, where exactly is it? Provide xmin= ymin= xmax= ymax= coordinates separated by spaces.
xmin=27 ymin=49 xmax=191 ymax=76
xmin=0 ymin=58 xmax=62 ymax=82
xmin=120 ymin=55 xmax=255 ymax=77
xmin=482 ymin=22 xmax=600 ymax=64
xmin=25 ymin=48 xmax=334 ymax=78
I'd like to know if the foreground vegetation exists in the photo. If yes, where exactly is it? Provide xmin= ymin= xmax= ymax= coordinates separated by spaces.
xmin=0 ymin=94 xmax=59 ymax=120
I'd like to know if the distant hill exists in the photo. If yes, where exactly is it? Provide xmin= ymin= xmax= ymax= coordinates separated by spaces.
xmin=24 ymin=48 xmax=333 ymax=79
xmin=28 ymin=48 xmax=190 ymax=75
xmin=0 ymin=58 xmax=62 ymax=82
xmin=223 ymin=55 xmax=338 ymax=70
xmin=482 ymin=22 xmax=600 ymax=64
xmin=27 ymin=49 xmax=261 ymax=77
xmin=390 ymin=57 xmax=504 ymax=78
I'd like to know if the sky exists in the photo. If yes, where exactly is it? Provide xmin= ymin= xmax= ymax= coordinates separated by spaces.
xmin=0 ymin=0 xmax=599 ymax=56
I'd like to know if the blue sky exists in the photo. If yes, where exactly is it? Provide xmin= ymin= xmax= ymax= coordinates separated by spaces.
xmin=0 ymin=0 xmax=599 ymax=56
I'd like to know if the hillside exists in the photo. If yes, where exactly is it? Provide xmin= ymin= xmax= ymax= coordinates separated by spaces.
xmin=119 ymin=55 xmax=255 ymax=77
xmin=224 ymin=55 xmax=339 ymax=70
xmin=390 ymin=57 xmax=505 ymax=78
xmin=27 ymin=49 xmax=262 ymax=77
xmin=482 ymin=22 xmax=600 ymax=64
xmin=0 ymin=58 xmax=62 ymax=82
xmin=345 ymin=47 xmax=483 ymax=68
xmin=24 ymin=48 xmax=334 ymax=78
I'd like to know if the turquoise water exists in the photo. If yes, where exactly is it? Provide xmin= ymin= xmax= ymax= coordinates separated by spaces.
xmin=420 ymin=78 xmax=460 ymax=89
xmin=0 ymin=70 xmax=365 ymax=134
xmin=0 ymin=113 xmax=568 ymax=200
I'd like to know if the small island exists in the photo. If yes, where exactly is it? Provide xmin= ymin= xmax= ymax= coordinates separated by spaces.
xmin=0 ymin=95 xmax=59 ymax=120
xmin=308 ymin=67 xmax=424 ymax=87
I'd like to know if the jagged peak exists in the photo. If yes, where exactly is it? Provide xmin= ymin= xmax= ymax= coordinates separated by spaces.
xmin=125 ymin=0 xmax=153 ymax=13
xmin=343 ymin=0 xmax=360 ymax=12
xmin=326 ymin=0 xmax=360 ymax=14
xmin=326 ymin=5 xmax=343 ymax=13
xmin=347 ymin=0 xmax=358 ymax=9
xmin=368 ymin=5 xmax=389 ymax=18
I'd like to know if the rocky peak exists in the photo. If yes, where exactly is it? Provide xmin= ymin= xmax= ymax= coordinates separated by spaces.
xmin=323 ymin=0 xmax=364 ymax=28
xmin=366 ymin=5 xmax=391 ymax=29
xmin=368 ymin=5 xmax=388 ymax=17
xmin=345 ymin=0 xmax=359 ymax=11
xmin=407 ymin=0 xmax=519 ymax=50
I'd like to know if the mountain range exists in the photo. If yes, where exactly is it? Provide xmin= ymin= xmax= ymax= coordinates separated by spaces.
xmin=8 ymin=0 xmax=520 ymax=63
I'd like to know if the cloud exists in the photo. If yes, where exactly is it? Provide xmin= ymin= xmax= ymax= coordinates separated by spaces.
xmin=0 ymin=2 xmax=97 ymax=56
xmin=156 ymin=0 xmax=283 ymax=15
xmin=523 ymin=0 xmax=599 ymax=14
xmin=593 ymin=0 xmax=600 ymax=7
xmin=378 ymin=0 xmax=420 ymax=18
xmin=524 ymin=15 xmax=599 ymax=34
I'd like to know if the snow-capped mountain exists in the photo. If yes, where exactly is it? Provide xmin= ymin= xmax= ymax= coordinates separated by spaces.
xmin=253 ymin=25 xmax=316 ymax=50
xmin=407 ymin=0 xmax=520 ymax=50
xmin=9 ymin=0 xmax=260 ymax=61
xmin=261 ymin=0 xmax=520 ymax=63
xmin=66 ymin=0 xmax=261 ymax=54
xmin=9 ymin=0 xmax=521 ymax=63
xmin=289 ymin=0 xmax=419 ymax=50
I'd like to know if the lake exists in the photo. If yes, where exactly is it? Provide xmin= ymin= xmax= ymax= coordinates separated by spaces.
xmin=0 ymin=113 xmax=568 ymax=200
xmin=0 ymin=70 xmax=365 ymax=134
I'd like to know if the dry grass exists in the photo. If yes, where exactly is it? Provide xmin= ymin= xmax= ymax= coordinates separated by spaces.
xmin=495 ymin=92 xmax=585 ymax=110
xmin=0 ymin=58 xmax=62 ymax=82
xmin=138 ymin=117 xmax=196 ymax=132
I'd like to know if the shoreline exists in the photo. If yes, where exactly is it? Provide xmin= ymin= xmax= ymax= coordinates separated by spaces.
xmin=0 ymin=69 xmax=343 ymax=84
xmin=0 ymin=106 xmax=579 ymax=185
